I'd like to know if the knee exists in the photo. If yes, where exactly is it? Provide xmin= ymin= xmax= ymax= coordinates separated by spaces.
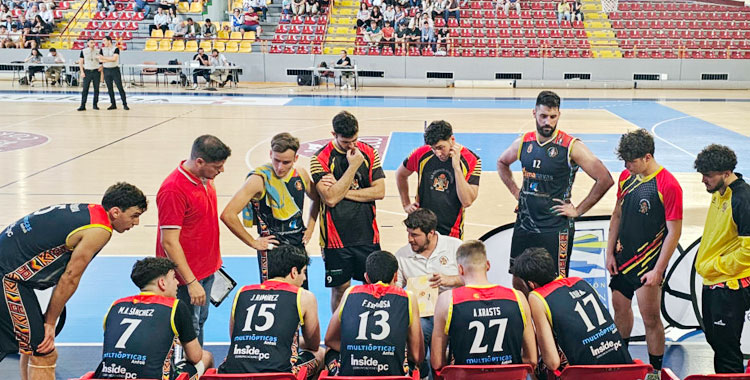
xmin=641 ymin=311 xmax=662 ymax=329
xmin=202 ymin=349 xmax=214 ymax=368
xmin=30 ymin=349 xmax=58 ymax=368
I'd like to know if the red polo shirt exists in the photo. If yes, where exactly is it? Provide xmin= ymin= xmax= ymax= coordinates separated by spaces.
xmin=156 ymin=161 xmax=221 ymax=284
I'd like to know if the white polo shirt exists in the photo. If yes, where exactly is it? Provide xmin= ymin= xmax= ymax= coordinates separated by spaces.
xmin=395 ymin=232 xmax=462 ymax=294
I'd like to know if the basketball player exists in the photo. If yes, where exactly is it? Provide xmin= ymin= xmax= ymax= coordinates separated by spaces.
xmin=0 ymin=182 xmax=147 ymax=380
xmin=607 ymin=129 xmax=682 ymax=377
xmin=396 ymin=120 xmax=481 ymax=239
xmin=219 ymin=245 xmax=324 ymax=376
xmin=324 ymin=250 xmax=424 ymax=376
xmin=94 ymin=257 xmax=213 ymax=379
xmin=221 ymin=133 xmax=320 ymax=286
xmin=513 ymin=248 xmax=631 ymax=376
xmin=694 ymin=144 xmax=750 ymax=374
xmin=496 ymin=90 xmax=613 ymax=291
xmin=310 ymin=111 xmax=386 ymax=311
xmin=431 ymin=240 xmax=536 ymax=372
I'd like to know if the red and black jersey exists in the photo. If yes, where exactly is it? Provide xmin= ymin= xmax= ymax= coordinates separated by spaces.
xmin=615 ymin=167 xmax=682 ymax=275
xmin=516 ymin=130 xmax=579 ymax=233
xmin=339 ymin=283 xmax=412 ymax=376
xmin=220 ymin=280 xmax=303 ymax=374
xmin=403 ymin=145 xmax=481 ymax=239
xmin=95 ymin=293 xmax=196 ymax=380
xmin=446 ymin=285 xmax=526 ymax=366
xmin=0 ymin=204 xmax=112 ymax=289
xmin=531 ymin=277 xmax=631 ymax=366
xmin=310 ymin=141 xmax=385 ymax=248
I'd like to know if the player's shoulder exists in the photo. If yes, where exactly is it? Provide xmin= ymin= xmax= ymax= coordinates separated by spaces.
xmin=655 ymin=167 xmax=682 ymax=189
xmin=312 ymin=140 xmax=335 ymax=157
xmin=356 ymin=141 xmax=377 ymax=155
xmin=521 ymin=131 xmax=537 ymax=143
xmin=409 ymin=145 xmax=432 ymax=158
xmin=730 ymin=176 xmax=750 ymax=205
xmin=618 ymin=169 xmax=632 ymax=182
xmin=460 ymin=146 xmax=481 ymax=161
xmin=553 ymin=130 xmax=577 ymax=147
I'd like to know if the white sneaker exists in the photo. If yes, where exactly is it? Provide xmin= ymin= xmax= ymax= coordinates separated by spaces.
xmin=192 ymin=83 xmax=198 ymax=90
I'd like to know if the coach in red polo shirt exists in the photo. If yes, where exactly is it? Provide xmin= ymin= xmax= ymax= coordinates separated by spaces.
xmin=156 ymin=134 xmax=231 ymax=344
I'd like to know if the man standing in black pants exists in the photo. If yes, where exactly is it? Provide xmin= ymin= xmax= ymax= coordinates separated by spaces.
xmin=77 ymin=39 xmax=100 ymax=111
xmin=98 ymin=36 xmax=129 ymax=110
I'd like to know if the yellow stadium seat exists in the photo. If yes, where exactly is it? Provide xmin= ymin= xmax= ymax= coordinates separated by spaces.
xmin=243 ymin=31 xmax=255 ymax=41
xmin=171 ymin=39 xmax=185 ymax=51
xmin=239 ymin=40 xmax=252 ymax=52
xmin=185 ymin=39 xmax=198 ymax=51
xmin=199 ymin=40 xmax=212 ymax=50
xmin=217 ymin=30 xmax=230 ymax=40
xmin=144 ymin=38 xmax=158 ymax=51
xmin=230 ymin=31 xmax=242 ymax=40
xmin=158 ymin=39 xmax=171 ymax=51
xmin=225 ymin=40 xmax=239 ymax=53
xmin=177 ymin=1 xmax=189 ymax=13
xmin=164 ymin=30 xmax=175 ymax=38
xmin=221 ymin=22 xmax=231 ymax=30
xmin=214 ymin=41 xmax=225 ymax=52
xmin=231 ymin=0 xmax=242 ymax=9
xmin=189 ymin=2 xmax=202 ymax=13
xmin=151 ymin=29 xmax=163 ymax=38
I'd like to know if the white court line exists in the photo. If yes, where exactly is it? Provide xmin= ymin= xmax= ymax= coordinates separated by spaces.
xmin=650 ymin=115 xmax=697 ymax=159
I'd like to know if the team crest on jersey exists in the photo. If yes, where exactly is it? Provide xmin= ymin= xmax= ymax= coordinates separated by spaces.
xmin=639 ymin=199 xmax=651 ymax=214
xmin=526 ymin=144 xmax=533 ymax=154
xmin=350 ymin=178 xmax=361 ymax=190
xmin=722 ymin=202 xmax=728 ymax=212
xmin=440 ymin=256 xmax=448 ymax=266
xmin=547 ymin=146 xmax=559 ymax=158
xmin=294 ymin=180 xmax=303 ymax=191
xmin=431 ymin=169 xmax=451 ymax=192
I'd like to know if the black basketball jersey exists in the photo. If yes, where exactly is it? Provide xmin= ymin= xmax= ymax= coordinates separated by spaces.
xmin=531 ymin=277 xmax=631 ymax=365
xmin=339 ymin=283 xmax=412 ymax=376
xmin=0 ymin=204 xmax=112 ymax=288
xmin=220 ymin=280 xmax=303 ymax=374
xmin=517 ymin=130 xmax=579 ymax=233
xmin=447 ymin=285 xmax=526 ymax=365
xmin=95 ymin=293 xmax=196 ymax=379
xmin=251 ymin=167 xmax=308 ymax=246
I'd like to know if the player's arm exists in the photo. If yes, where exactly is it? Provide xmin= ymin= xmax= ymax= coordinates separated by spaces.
xmin=406 ymin=291 xmax=425 ymax=366
xmin=452 ymin=145 xmax=480 ymax=208
xmin=517 ymin=293 xmax=537 ymax=369
xmin=496 ymin=137 xmax=522 ymax=200
xmin=344 ymin=178 xmax=385 ymax=202
xmin=430 ymin=290 xmax=451 ymax=371
xmin=220 ymin=175 xmax=278 ymax=250
xmin=643 ymin=219 xmax=682 ymax=286
xmin=38 ymin=227 xmax=112 ymax=354
xmin=529 ymin=293 xmax=559 ymax=371
xmin=396 ymin=162 xmax=418 ymax=213
xmin=315 ymin=161 xmax=359 ymax=208
xmin=175 ymin=301 xmax=202 ymax=364
xmin=711 ymin=191 xmax=750 ymax=276
xmin=606 ymin=199 xmax=623 ymax=275
xmin=300 ymin=169 xmax=321 ymax=245
xmin=160 ymin=229 xmax=206 ymax=305
xmin=555 ymin=141 xmax=614 ymax=217
xmin=300 ymin=289 xmax=321 ymax=351
xmin=323 ymin=300 xmax=344 ymax=352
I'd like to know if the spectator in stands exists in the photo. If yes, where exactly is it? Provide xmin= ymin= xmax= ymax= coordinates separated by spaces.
xmin=209 ymin=48 xmax=232 ymax=87
xmin=421 ymin=0 xmax=432 ymax=17
xmin=169 ymin=8 xmax=182 ymax=32
xmin=281 ymin=0 xmax=292 ymax=14
xmin=201 ymin=18 xmax=216 ymax=39
xmin=291 ymin=0 xmax=304 ymax=15
xmin=23 ymin=47 xmax=42 ymax=85
xmin=503 ymin=0 xmax=520 ymax=14
xmin=191 ymin=47 xmax=210 ymax=89
xmin=247 ymin=0 xmax=268 ymax=20
xmin=419 ymin=19 xmax=434 ymax=51
xmin=31 ymin=14 xmax=50 ymax=36
xmin=158 ymin=0 xmax=176 ymax=14
xmin=8 ymin=0 xmax=24 ymax=10
xmin=24 ymin=4 xmax=37 ymax=21
xmin=556 ymin=0 xmax=570 ymax=22
xmin=319 ymin=0 xmax=329 ymax=12
xmin=355 ymin=3 xmax=369 ymax=29
xmin=150 ymin=7 xmax=169 ymax=34
xmin=372 ymin=0 xmax=384 ymax=11
xmin=380 ymin=20 xmax=394 ymax=49
xmin=436 ymin=25 xmax=448 ymax=49
xmin=383 ymin=4 xmax=395 ymax=24
xmin=443 ymin=0 xmax=458 ymax=25
xmin=45 ymin=47 xmax=65 ymax=85
xmin=0 ymin=5 xmax=10 ymax=20
xmin=335 ymin=49 xmax=354 ymax=89
xmin=185 ymin=17 xmax=198 ymax=38
xmin=363 ymin=19 xmax=382 ymax=48
xmin=18 ymin=14 xmax=31 ymax=29
xmin=431 ymin=0 xmax=444 ymax=21
xmin=38 ymin=3 xmax=52 ymax=24
xmin=406 ymin=21 xmax=419 ymax=49
xmin=21 ymin=25 xmax=36 ymax=48
xmin=571 ymin=0 xmax=582 ymax=21
xmin=2 ymin=15 xmax=13 ymax=30
xmin=133 ymin=0 xmax=151 ymax=18
xmin=240 ymin=10 xmax=261 ymax=34
xmin=6 ymin=23 xmax=20 ymax=47
xmin=370 ymin=4 xmax=383 ymax=26
xmin=97 ymin=0 xmax=115 ymax=12
xmin=231 ymin=8 xmax=243 ymax=31
xmin=304 ymin=0 xmax=318 ymax=16
xmin=419 ymin=12 xmax=433 ymax=28
xmin=42 ymin=0 xmax=56 ymax=10
xmin=0 ymin=25 xmax=8 ymax=48
xmin=394 ymin=21 xmax=407 ymax=51
xmin=173 ymin=20 xmax=188 ymax=37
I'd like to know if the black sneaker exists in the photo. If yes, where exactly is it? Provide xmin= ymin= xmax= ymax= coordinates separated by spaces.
xmin=93 ymin=105 xmax=100 ymax=110
xmin=123 ymin=105 xmax=130 ymax=110
xmin=107 ymin=105 xmax=117 ymax=110
xmin=77 ymin=106 xmax=86 ymax=111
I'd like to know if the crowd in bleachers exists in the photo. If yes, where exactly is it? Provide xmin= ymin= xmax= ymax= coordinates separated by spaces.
xmin=0 ymin=0 xmax=61 ymax=48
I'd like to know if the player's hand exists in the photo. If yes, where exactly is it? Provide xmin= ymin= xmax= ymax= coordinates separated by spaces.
xmin=302 ymin=228 xmax=313 ymax=245
xmin=606 ymin=253 xmax=618 ymax=275
xmin=319 ymin=174 xmax=337 ymax=188
xmin=36 ymin=322 xmax=57 ymax=354
xmin=449 ymin=143 xmax=462 ymax=170
xmin=346 ymin=147 xmax=365 ymax=168
xmin=551 ymin=198 xmax=579 ymax=218
xmin=188 ymin=280 xmax=206 ymax=306
xmin=640 ymin=269 xmax=663 ymax=287
xmin=251 ymin=235 xmax=280 ymax=251
xmin=403 ymin=201 xmax=420 ymax=213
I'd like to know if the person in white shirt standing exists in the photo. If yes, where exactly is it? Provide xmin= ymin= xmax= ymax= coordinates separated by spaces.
xmin=97 ymin=36 xmax=128 ymax=110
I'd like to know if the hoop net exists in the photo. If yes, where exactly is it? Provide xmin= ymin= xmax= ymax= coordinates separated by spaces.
xmin=601 ymin=0 xmax=619 ymax=13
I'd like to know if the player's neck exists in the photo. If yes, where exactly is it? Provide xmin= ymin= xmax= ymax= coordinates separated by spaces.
xmin=419 ymin=236 xmax=439 ymax=258
xmin=720 ymin=172 xmax=738 ymax=195
xmin=182 ymin=160 xmax=206 ymax=182
xmin=641 ymin=160 xmax=661 ymax=177
xmin=463 ymin=275 xmax=491 ymax=287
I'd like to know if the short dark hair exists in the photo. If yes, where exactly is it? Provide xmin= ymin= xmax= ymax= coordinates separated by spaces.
xmin=695 ymin=144 xmax=737 ymax=174
xmin=403 ymin=208 xmax=438 ymax=234
xmin=366 ymin=250 xmax=399 ymax=284
xmin=212 ymin=48 xmax=219 ymax=54
xmin=536 ymin=90 xmax=561 ymax=110
xmin=190 ymin=134 xmax=232 ymax=163
xmin=616 ymin=129 xmax=655 ymax=162
xmin=101 ymin=182 xmax=148 ymax=212
xmin=267 ymin=245 xmax=310 ymax=279
xmin=424 ymin=120 xmax=453 ymax=146
xmin=49 ymin=47 xmax=56 ymax=52
xmin=456 ymin=240 xmax=487 ymax=267
xmin=187 ymin=17 xmax=193 ymax=21
xmin=131 ymin=257 xmax=176 ymax=289
xmin=104 ymin=35 xmax=112 ymax=41
xmin=271 ymin=132 xmax=300 ymax=153
xmin=511 ymin=247 xmax=557 ymax=286
xmin=205 ymin=18 xmax=211 ymax=22
xmin=332 ymin=111 xmax=358 ymax=138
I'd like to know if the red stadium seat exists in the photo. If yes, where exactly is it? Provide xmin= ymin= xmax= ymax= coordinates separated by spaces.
xmin=559 ymin=360 xmax=653 ymax=380
xmin=76 ymin=372 xmax=188 ymax=380
xmin=319 ymin=369 xmax=419 ymax=380
xmin=201 ymin=367 xmax=307 ymax=380
xmin=437 ymin=365 xmax=532 ymax=380
xmin=684 ymin=375 xmax=750 ymax=379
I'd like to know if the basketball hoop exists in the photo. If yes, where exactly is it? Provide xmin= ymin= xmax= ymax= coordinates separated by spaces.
xmin=601 ymin=0 xmax=618 ymax=13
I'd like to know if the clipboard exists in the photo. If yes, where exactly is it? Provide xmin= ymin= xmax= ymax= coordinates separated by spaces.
xmin=406 ymin=275 xmax=439 ymax=317
xmin=210 ymin=268 xmax=237 ymax=307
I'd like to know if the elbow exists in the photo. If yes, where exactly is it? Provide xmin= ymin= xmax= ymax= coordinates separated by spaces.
xmin=324 ymin=199 xmax=338 ymax=208
xmin=601 ymin=174 xmax=615 ymax=190
xmin=461 ymin=198 xmax=474 ymax=208
xmin=219 ymin=209 xmax=233 ymax=226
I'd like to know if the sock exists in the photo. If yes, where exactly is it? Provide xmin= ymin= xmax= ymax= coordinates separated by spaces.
xmin=622 ymin=337 xmax=630 ymax=349
xmin=649 ymin=353 xmax=663 ymax=371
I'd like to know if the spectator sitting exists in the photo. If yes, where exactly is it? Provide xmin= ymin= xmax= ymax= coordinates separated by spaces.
xmin=174 ymin=20 xmax=188 ymax=37
xmin=184 ymin=17 xmax=198 ymax=38
xmin=281 ymin=0 xmax=292 ymax=14
xmin=571 ymin=0 xmax=583 ymax=21
xmin=6 ymin=24 xmax=20 ymax=47
xmin=409 ymin=0 xmax=421 ymax=10
xmin=168 ymin=8 xmax=182 ymax=31
xmin=18 ymin=14 xmax=32 ymax=29
xmin=443 ymin=0 xmax=459 ymax=24
xmin=291 ymin=0 xmax=304 ymax=15
xmin=23 ymin=47 xmax=43 ymax=86
xmin=22 ymin=25 xmax=36 ymax=48
xmin=217 ymin=24 xmax=230 ymax=39
xmin=419 ymin=12 xmax=433 ymax=28
xmin=240 ymin=10 xmax=262 ymax=34
xmin=394 ymin=4 xmax=406 ymax=25
xmin=209 ymin=48 xmax=232 ymax=87
xmin=396 ymin=0 xmax=409 ymax=9
xmin=334 ymin=49 xmax=353 ymax=89
xmin=0 ymin=25 xmax=8 ymax=47
xmin=419 ymin=19 xmax=434 ymax=51
xmin=304 ymin=0 xmax=318 ymax=16
xmin=319 ymin=0 xmax=330 ymax=12
xmin=436 ymin=25 xmax=448 ymax=49
xmin=431 ymin=0 xmax=445 ymax=21
xmin=191 ymin=47 xmax=210 ymax=89
xmin=158 ymin=0 xmax=176 ymax=14
xmin=247 ymin=0 xmax=268 ymax=21
xmin=133 ymin=0 xmax=151 ymax=18
xmin=0 ymin=4 xmax=10 ymax=19
xmin=42 ymin=0 xmax=56 ymax=10
xmin=363 ymin=19 xmax=382 ymax=48
xmin=369 ymin=4 xmax=383 ymax=26
xmin=394 ymin=21 xmax=407 ymax=51
xmin=504 ymin=0 xmax=520 ymax=15
xmin=380 ymin=20 xmax=394 ymax=49
xmin=3 ymin=15 xmax=13 ymax=30
xmin=45 ymin=47 xmax=65 ymax=85
xmin=557 ymin=0 xmax=570 ymax=22
xmin=9 ymin=0 xmax=24 ymax=10
xmin=355 ymin=3 xmax=369 ymax=29
xmin=421 ymin=0 xmax=432 ymax=16
xmin=406 ymin=21 xmax=420 ymax=49
xmin=24 ymin=4 xmax=38 ymax=22
xmin=230 ymin=8 xmax=244 ymax=31
xmin=372 ymin=0 xmax=384 ymax=10
xmin=383 ymin=4 xmax=395 ymax=24
xmin=150 ymin=7 xmax=169 ymax=34
xmin=97 ymin=0 xmax=115 ymax=12
xmin=201 ymin=18 xmax=216 ymax=39
xmin=38 ymin=3 xmax=53 ymax=24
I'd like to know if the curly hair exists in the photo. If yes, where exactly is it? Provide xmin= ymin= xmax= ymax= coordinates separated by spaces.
xmin=423 ymin=120 xmax=453 ymax=146
xmin=102 ymin=182 xmax=148 ymax=212
xmin=694 ymin=144 xmax=737 ymax=174
xmin=616 ymin=129 xmax=655 ymax=162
